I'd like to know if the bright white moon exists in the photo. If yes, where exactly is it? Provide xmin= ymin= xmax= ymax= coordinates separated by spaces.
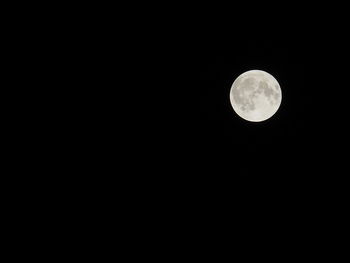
xmin=229 ymin=70 xmax=282 ymax=122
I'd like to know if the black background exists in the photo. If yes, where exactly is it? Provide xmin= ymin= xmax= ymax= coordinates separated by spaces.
xmin=32 ymin=4 xmax=346 ymax=216
xmin=12 ymin=3 xmax=349 ymax=255
xmin=119 ymin=25 xmax=338 ymax=174
xmin=99 ymin=7 xmax=349 ymax=250
xmin=82 ymin=6 xmax=350 ymax=200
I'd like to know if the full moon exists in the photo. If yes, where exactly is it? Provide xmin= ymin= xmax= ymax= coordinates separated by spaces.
xmin=229 ymin=70 xmax=282 ymax=122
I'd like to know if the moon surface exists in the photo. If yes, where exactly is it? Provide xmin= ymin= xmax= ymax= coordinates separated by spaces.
xmin=229 ymin=70 xmax=282 ymax=122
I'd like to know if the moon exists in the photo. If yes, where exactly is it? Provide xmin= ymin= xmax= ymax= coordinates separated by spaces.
xmin=229 ymin=70 xmax=282 ymax=122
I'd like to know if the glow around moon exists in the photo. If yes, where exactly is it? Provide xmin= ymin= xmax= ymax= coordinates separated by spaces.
xmin=229 ymin=70 xmax=282 ymax=122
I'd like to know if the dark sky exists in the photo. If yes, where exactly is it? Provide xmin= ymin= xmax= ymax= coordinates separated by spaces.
xmin=43 ymin=5 xmax=349 ymax=248
xmin=154 ymin=26 xmax=348 ymax=197
xmin=84 ymin=7 xmax=349 ymax=205
xmin=13 ymin=4 xmax=349 ymax=253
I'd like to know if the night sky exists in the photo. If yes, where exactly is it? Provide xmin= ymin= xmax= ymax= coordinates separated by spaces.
xmin=11 ymin=4 xmax=350 ymax=256
xmin=109 ymin=14 xmax=348 ymax=194
xmin=43 ymin=4 xmax=350 ymax=252
xmin=83 ymin=6 xmax=349 ymax=209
